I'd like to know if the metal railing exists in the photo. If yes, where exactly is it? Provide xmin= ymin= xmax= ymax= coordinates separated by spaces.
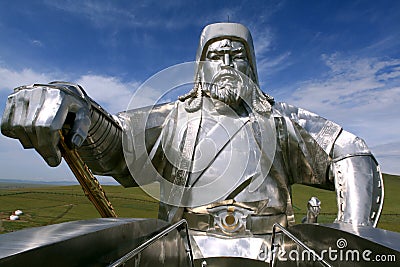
xmin=107 ymin=219 xmax=193 ymax=267
xmin=270 ymin=223 xmax=332 ymax=267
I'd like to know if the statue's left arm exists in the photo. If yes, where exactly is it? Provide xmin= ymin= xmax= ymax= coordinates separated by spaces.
xmin=330 ymin=130 xmax=384 ymax=226
xmin=275 ymin=102 xmax=383 ymax=227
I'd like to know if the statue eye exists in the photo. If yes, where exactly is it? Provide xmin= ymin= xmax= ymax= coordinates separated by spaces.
xmin=233 ymin=53 xmax=247 ymax=61
xmin=207 ymin=53 xmax=221 ymax=61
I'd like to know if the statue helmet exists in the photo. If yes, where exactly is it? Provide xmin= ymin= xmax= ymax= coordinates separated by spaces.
xmin=181 ymin=22 xmax=273 ymax=112
xmin=196 ymin=22 xmax=259 ymax=85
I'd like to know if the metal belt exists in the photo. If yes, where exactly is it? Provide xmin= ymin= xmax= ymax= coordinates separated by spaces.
xmin=183 ymin=211 xmax=287 ymax=234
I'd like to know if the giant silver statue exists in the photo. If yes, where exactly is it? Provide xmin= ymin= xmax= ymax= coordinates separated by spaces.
xmin=0 ymin=23 xmax=389 ymax=265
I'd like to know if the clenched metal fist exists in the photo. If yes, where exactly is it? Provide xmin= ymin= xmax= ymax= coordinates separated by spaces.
xmin=1 ymin=82 xmax=91 ymax=167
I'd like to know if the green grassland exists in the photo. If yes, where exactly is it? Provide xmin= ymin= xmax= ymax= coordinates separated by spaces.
xmin=290 ymin=173 xmax=400 ymax=231
xmin=0 ymin=174 xmax=399 ymax=234
xmin=0 ymin=184 xmax=159 ymax=234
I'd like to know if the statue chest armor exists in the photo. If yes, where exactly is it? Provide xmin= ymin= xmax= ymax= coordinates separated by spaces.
xmin=189 ymin=116 xmax=284 ymax=207
xmin=159 ymin=100 xmax=287 ymax=213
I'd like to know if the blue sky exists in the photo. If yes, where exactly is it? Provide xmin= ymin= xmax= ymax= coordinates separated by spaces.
xmin=0 ymin=0 xmax=399 ymax=183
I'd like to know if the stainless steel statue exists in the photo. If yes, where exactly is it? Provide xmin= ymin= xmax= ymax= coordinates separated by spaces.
xmin=0 ymin=23 xmax=389 ymax=265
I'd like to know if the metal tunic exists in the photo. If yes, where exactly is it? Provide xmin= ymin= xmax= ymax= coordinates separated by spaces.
xmin=119 ymin=98 xmax=383 ymax=225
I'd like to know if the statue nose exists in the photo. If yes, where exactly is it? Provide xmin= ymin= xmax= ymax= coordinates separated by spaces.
xmin=222 ymin=53 xmax=233 ymax=67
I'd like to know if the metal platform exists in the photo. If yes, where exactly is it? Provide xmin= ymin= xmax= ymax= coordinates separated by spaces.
xmin=1 ymin=218 xmax=399 ymax=266
xmin=0 ymin=218 xmax=192 ymax=267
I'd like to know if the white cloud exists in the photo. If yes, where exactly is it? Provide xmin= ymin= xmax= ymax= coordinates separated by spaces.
xmin=31 ymin=39 xmax=44 ymax=47
xmin=0 ymin=66 xmax=144 ymax=114
xmin=0 ymin=67 xmax=57 ymax=91
xmin=289 ymin=54 xmax=400 ymax=119
xmin=43 ymin=0 xmax=175 ymax=30
xmin=44 ymin=0 xmax=137 ymax=29
xmin=76 ymin=75 xmax=140 ymax=114
xmin=285 ymin=53 xmax=400 ymax=174
xmin=252 ymin=27 xmax=274 ymax=58
xmin=243 ymin=20 xmax=292 ymax=84
xmin=257 ymin=51 xmax=292 ymax=82
xmin=371 ymin=142 xmax=400 ymax=175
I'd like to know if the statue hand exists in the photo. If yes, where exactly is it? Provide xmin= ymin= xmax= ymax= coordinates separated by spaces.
xmin=1 ymin=82 xmax=91 ymax=167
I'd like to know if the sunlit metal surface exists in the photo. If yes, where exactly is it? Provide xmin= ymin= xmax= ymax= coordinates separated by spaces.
xmin=331 ymin=130 xmax=384 ymax=227
xmin=0 ymin=218 xmax=192 ymax=267
xmin=0 ymin=22 xmax=392 ymax=265
xmin=108 ymin=219 xmax=193 ymax=267
xmin=271 ymin=223 xmax=400 ymax=266
xmin=271 ymin=223 xmax=332 ymax=267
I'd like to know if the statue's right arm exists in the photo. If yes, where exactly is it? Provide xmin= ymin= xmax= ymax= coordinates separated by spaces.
xmin=1 ymin=82 xmax=133 ymax=187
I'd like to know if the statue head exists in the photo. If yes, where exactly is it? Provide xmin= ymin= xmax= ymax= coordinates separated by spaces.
xmin=196 ymin=23 xmax=259 ymax=86
xmin=180 ymin=23 xmax=273 ymax=113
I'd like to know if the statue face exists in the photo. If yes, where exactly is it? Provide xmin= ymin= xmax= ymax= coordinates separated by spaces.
xmin=202 ymin=39 xmax=256 ymax=107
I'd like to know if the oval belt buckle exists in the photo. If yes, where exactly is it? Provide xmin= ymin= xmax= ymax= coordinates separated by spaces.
xmin=208 ymin=205 xmax=253 ymax=235
xmin=220 ymin=206 xmax=242 ymax=233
